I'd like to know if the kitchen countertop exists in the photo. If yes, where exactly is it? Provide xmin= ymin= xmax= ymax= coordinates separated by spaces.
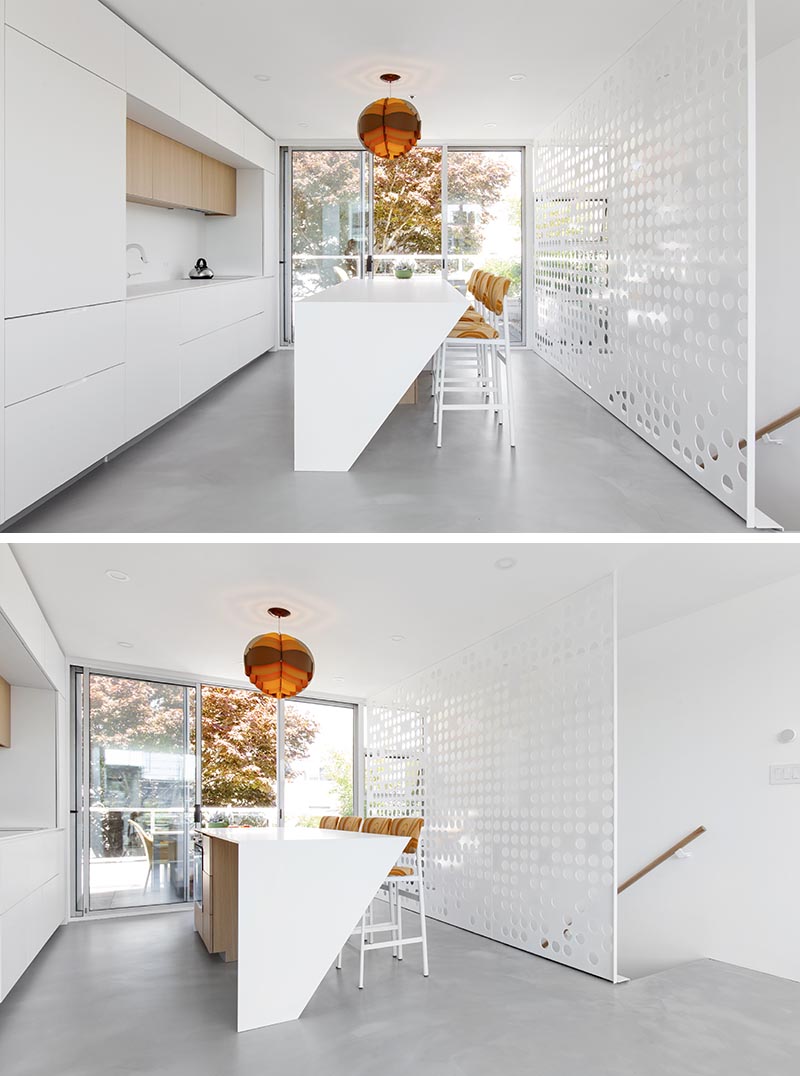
xmin=198 ymin=826 xmax=390 ymax=844
xmin=126 ymin=275 xmax=261 ymax=300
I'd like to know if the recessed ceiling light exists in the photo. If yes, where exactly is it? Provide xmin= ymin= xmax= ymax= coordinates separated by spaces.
xmin=509 ymin=73 xmax=526 ymax=82
xmin=333 ymin=676 xmax=345 ymax=683
xmin=494 ymin=557 xmax=517 ymax=571
xmin=106 ymin=569 xmax=130 ymax=582
xmin=298 ymin=122 xmax=309 ymax=128
xmin=484 ymin=122 xmax=497 ymax=128
xmin=253 ymin=74 xmax=272 ymax=82
xmin=390 ymin=635 xmax=405 ymax=643
xmin=117 ymin=641 xmax=134 ymax=648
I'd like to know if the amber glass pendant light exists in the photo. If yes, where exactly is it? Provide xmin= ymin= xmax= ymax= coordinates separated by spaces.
xmin=243 ymin=607 xmax=315 ymax=700
xmin=357 ymin=73 xmax=421 ymax=159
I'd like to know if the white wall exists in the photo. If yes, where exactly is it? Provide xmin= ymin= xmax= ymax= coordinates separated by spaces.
xmin=126 ymin=201 xmax=205 ymax=283
xmin=0 ymin=687 xmax=57 ymax=828
xmin=618 ymin=574 xmax=800 ymax=983
xmin=755 ymin=36 xmax=800 ymax=530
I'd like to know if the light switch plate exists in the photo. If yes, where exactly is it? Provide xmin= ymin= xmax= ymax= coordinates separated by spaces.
xmin=769 ymin=764 xmax=800 ymax=785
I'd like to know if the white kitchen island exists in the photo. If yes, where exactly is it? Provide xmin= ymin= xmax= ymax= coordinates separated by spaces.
xmin=294 ymin=276 xmax=468 ymax=471
xmin=199 ymin=826 xmax=407 ymax=1031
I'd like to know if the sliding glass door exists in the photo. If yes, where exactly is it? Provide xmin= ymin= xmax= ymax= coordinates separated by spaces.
xmin=76 ymin=667 xmax=357 ymax=914
xmin=283 ymin=146 xmax=525 ymax=344
xmin=446 ymin=149 xmax=524 ymax=343
xmin=85 ymin=674 xmax=195 ymax=912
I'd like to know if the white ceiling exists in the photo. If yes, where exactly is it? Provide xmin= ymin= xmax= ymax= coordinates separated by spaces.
xmin=101 ymin=0 xmax=681 ymax=141
xmin=11 ymin=543 xmax=800 ymax=698
xmin=756 ymin=0 xmax=800 ymax=60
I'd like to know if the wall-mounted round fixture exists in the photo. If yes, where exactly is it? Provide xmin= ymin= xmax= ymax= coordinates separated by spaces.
xmin=106 ymin=569 xmax=130 ymax=582
xmin=357 ymin=73 xmax=421 ymax=159
xmin=778 ymin=728 xmax=797 ymax=744
xmin=494 ymin=557 xmax=517 ymax=570
xmin=244 ymin=607 xmax=315 ymax=700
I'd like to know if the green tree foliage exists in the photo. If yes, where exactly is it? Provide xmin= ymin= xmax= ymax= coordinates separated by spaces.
xmin=88 ymin=677 xmax=318 ymax=809
xmin=200 ymin=685 xmax=317 ymax=807
xmin=291 ymin=148 xmax=512 ymax=258
xmin=321 ymin=749 xmax=354 ymax=817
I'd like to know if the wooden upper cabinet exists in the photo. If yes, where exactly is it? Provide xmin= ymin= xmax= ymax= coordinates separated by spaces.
xmin=202 ymin=155 xmax=237 ymax=216
xmin=153 ymin=132 xmax=203 ymax=210
xmin=126 ymin=119 xmax=154 ymax=201
xmin=126 ymin=120 xmax=236 ymax=216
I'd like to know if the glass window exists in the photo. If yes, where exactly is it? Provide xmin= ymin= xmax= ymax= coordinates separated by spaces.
xmin=198 ymin=685 xmax=279 ymax=828
xmin=371 ymin=146 xmax=443 ymax=276
xmin=283 ymin=700 xmax=355 ymax=828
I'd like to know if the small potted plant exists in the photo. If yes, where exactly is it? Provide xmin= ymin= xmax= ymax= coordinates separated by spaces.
xmin=205 ymin=811 xmax=230 ymax=828
xmin=394 ymin=259 xmax=414 ymax=280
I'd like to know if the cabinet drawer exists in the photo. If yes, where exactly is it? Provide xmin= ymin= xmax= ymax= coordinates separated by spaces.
xmin=180 ymin=325 xmax=238 ymax=405
xmin=180 ymin=286 xmax=229 ymax=343
xmin=237 ymin=312 xmax=270 ymax=369
xmin=228 ymin=279 xmax=267 ymax=323
xmin=6 ymin=303 xmax=125 ymax=406
xmin=5 ymin=365 xmax=125 ymax=519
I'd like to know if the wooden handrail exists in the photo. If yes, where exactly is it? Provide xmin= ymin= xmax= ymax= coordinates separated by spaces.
xmin=617 ymin=826 xmax=706 ymax=894
xmin=738 ymin=405 xmax=800 ymax=451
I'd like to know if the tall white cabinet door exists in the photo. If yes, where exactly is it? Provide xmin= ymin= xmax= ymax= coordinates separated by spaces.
xmin=5 ymin=30 xmax=126 ymax=318
xmin=126 ymin=295 xmax=181 ymax=440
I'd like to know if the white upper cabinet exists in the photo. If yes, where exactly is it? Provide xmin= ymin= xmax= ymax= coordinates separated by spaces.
xmin=180 ymin=70 xmax=217 ymax=142
xmin=5 ymin=30 xmax=126 ymax=317
xmin=126 ymin=27 xmax=180 ymax=117
xmin=243 ymin=121 xmax=275 ymax=171
xmin=217 ymin=99 xmax=245 ymax=156
xmin=5 ymin=0 xmax=125 ymax=88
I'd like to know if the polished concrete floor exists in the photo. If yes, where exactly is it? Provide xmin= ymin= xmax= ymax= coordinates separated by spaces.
xmin=1 ymin=910 xmax=798 ymax=1076
xmin=8 ymin=350 xmax=744 ymax=533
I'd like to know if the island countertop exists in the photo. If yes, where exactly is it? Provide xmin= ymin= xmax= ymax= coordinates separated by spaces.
xmin=294 ymin=275 xmax=468 ymax=471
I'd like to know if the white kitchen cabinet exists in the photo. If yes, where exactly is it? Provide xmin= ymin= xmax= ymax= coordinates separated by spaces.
xmin=5 ymin=0 xmax=125 ymax=88
xmin=126 ymin=27 xmax=180 ymax=118
xmin=180 ymin=70 xmax=217 ymax=143
xmin=243 ymin=121 xmax=271 ymax=169
xmin=237 ymin=312 xmax=271 ymax=368
xmin=263 ymin=277 xmax=278 ymax=350
xmin=180 ymin=324 xmax=238 ymax=405
xmin=264 ymin=170 xmax=278 ymax=277
xmin=217 ymin=99 xmax=244 ymax=156
xmin=5 ymin=30 xmax=126 ymax=318
xmin=5 ymin=303 xmax=125 ymax=406
xmin=0 ymin=831 xmax=64 ymax=1002
xmin=4 ymin=365 xmax=125 ymax=520
xmin=126 ymin=294 xmax=181 ymax=440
